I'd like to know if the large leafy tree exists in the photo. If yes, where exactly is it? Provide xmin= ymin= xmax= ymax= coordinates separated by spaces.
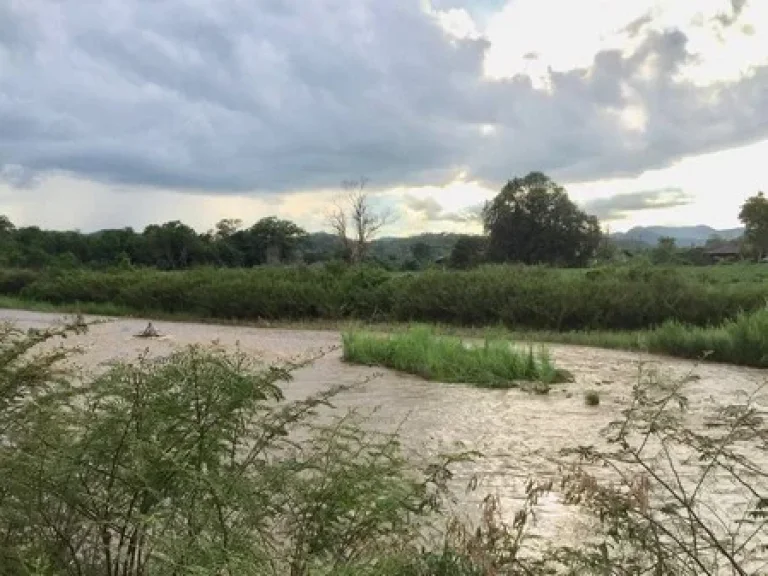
xmin=245 ymin=216 xmax=308 ymax=265
xmin=739 ymin=191 xmax=768 ymax=260
xmin=224 ymin=217 xmax=308 ymax=266
xmin=448 ymin=235 xmax=487 ymax=269
xmin=482 ymin=172 xmax=601 ymax=266
xmin=142 ymin=220 xmax=206 ymax=269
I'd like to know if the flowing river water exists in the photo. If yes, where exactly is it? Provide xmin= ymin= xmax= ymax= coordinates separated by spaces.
xmin=4 ymin=308 xmax=768 ymax=555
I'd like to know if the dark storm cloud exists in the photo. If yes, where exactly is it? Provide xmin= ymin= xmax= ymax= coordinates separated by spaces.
xmin=1 ymin=0 xmax=767 ymax=196
xmin=0 ymin=164 xmax=39 ymax=189
xmin=582 ymin=188 xmax=694 ymax=220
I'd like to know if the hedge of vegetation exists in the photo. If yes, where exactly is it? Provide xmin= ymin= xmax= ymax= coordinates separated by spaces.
xmin=1 ymin=262 xmax=767 ymax=331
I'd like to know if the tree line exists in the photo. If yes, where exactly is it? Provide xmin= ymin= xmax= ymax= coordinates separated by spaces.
xmin=0 ymin=214 xmax=313 ymax=270
xmin=1 ymin=172 xmax=765 ymax=271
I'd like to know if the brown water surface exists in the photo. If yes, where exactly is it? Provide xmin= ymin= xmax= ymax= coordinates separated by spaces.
xmin=4 ymin=309 xmax=766 ymax=548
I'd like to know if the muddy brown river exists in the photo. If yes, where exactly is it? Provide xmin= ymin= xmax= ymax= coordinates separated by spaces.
xmin=4 ymin=308 xmax=767 ymax=551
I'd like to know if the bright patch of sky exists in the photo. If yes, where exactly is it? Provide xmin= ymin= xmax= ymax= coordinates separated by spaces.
xmin=423 ymin=0 xmax=768 ymax=233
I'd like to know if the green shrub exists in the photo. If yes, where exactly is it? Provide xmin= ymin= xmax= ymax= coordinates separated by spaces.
xmin=0 ymin=324 xmax=465 ymax=576
xmin=342 ymin=326 xmax=564 ymax=388
xmin=0 ymin=268 xmax=41 ymax=295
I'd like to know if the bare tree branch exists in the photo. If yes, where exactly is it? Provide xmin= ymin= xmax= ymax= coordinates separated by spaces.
xmin=327 ymin=178 xmax=393 ymax=263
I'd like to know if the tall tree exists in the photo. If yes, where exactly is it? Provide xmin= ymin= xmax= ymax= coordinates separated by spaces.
xmin=651 ymin=236 xmax=678 ymax=264
xmin=482 ymin=172 xmax=601 ymax=266
xmin=328 ymin=178 xmax=393 ymax=263
xmin=448 ymin=235 xmax=487 ymax=269
xmin=739 ymin=192 xmax=768 ymax=260
xmin=142 ymin=221 xmax=203 ymax=269
xmin=212 ymin=218 xmax=243 ymax=240
xmin=0 ymin=215 xmax=15 ymax=237
xmin=89 ymin=228 xmax=141 ymax=267
xmin=244 ymin=217 xmax=308 ymax=265
xmin=410 ymin=241 xmax=433 ymax=263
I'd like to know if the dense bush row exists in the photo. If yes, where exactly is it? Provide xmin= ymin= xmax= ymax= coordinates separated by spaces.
xmin=1 ymin=263 xmax=767 ymax=331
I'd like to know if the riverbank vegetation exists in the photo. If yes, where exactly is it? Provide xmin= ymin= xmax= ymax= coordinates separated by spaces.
xmin=0 ymin=175 xmax=764 ymax=274
xmin=507 ymin=306 xmax=768 ymax=368
xmin=0 ymin=320 xmax=765 ymax=574
xmin=342 ymin=326 xmax=567 ymax=388
xmin=1 ymin=262 xmax=768 ymax=367
xmin=1 ymin=262 xmax=767 ymax=331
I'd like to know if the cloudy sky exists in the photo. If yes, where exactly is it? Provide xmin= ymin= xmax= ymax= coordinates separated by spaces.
xmin=1 ymin=0 xmax=767 ymax=235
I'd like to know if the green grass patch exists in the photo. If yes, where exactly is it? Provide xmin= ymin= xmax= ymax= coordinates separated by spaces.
xmin=513 ymin=308 xmax=768 ymax=368
xmin=645 ymin=307 xmax=768 ymax=367
xmin=342 ymin=325 xmax=570 ymax=388
xmin=0 ymin=295 xmax=137 ymax=317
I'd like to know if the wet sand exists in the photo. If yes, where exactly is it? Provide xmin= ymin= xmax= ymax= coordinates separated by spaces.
xmin=4 ymin=308 xmax=767 ymax=545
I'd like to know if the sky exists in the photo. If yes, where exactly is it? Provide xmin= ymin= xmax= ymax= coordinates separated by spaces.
xmin=1 ymin=0 xmax=767 ymax=236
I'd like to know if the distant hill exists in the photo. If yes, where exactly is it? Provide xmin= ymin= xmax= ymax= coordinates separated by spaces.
xmin=304 ymin=225 xmax=745 ymax=263
xmin=611 ymin=226 xmax=744 ymax=248
xmin=303 ymin=231 xmax=463 ymax=263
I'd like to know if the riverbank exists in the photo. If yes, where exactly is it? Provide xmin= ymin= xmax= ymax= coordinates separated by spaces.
xmin=2 ymin=307 xmax=766 ymax=572
xmin=3 ymin=295 xmax=767 ymax=369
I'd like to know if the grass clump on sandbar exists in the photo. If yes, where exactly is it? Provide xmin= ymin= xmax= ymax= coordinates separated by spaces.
xmin=342 ymin=325 xmax=571 ymax=388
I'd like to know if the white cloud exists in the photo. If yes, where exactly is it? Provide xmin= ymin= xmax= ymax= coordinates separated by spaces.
xmin=569 ymin=137 xmax=768 ymax=230
xmin=479 ymin=0 xmax=768 ymax=87
xmin=482 ymin=0 xmax=650 ymax=83
xmin=1 ymin=0 xmax=767 ymax=234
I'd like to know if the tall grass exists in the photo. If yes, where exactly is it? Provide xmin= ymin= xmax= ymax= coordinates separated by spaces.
xmin=646 ymin=306 xmax=768 ymax=366
xmin=2 ymin=263 xmax=767 ymax=331
xmin=342 ymin=326 xmax=566 ymax=388
xmin=511 ymin=307 xmax=768 ymax=368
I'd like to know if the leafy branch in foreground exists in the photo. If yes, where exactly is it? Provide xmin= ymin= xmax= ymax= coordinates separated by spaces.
xmin=552 ymin=365 xmax=768 ymax=575
xmin=0 ymin=329 xmax=469 ymax=576
xmin=0 ymin=316 xmax=89 ymax=433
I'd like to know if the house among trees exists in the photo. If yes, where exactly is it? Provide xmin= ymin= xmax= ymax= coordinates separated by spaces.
xmin=704 ymin=241 xmax=743 ymax=263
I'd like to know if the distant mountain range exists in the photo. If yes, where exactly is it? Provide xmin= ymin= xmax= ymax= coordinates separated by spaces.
xmin=304 ymin=226 xmax=746 ymax=264
xmin=610 ymin=226 xmax=745 ymax=248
